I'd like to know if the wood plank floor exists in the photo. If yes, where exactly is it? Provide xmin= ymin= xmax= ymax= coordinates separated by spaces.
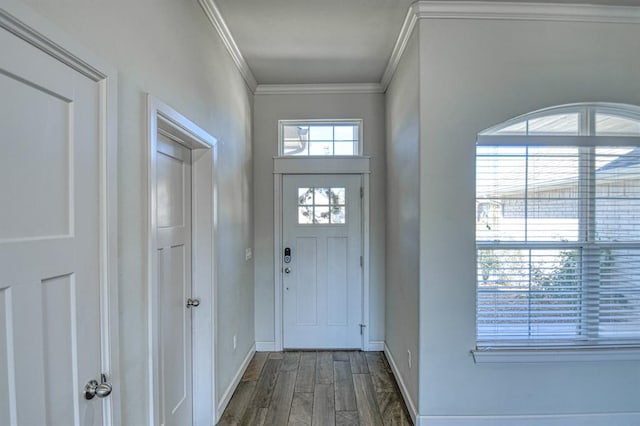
xmin=217 ymin=351 xmax=412 ymax=426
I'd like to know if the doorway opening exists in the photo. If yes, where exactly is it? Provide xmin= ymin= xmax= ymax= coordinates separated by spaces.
xmin=147 ymin=96 xmax=218 ymax=425
xmin=273 ymin=157 xmax=371 ymax=351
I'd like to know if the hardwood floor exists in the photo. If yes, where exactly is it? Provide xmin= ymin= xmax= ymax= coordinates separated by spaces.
xmin=217 ymin=351 xmax=412 ymax=426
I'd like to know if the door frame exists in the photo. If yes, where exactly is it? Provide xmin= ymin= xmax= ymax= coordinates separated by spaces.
xmin=273 ymin=157 xmax=371 ymax=351
xmin=0 ymin=2 xmax=120 ymax=423
xmin=147 ymin=96 xmax=218 ymax=425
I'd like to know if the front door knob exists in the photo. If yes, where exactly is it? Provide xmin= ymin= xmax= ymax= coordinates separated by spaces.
xmin=284 ymin=267 xmax=291 ymax=274
xmin=186 ymin=298 xmax=200 ymax=308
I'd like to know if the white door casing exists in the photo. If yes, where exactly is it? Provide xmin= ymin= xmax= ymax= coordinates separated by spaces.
xmin=282 ymin=174 xmax=363 ymax=349
xmin=0 ymin=4 xmax=118 ymax=426
xmin=156 ymin=136 xmax=193 ymax=425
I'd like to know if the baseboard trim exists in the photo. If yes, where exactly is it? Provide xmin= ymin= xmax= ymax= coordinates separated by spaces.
xmin=368 ymin=341 xmax=385 ymax=351
xmin=383 ymin=344 xmax=418 ymax=424
xmin=216 ymin=343 xmax=256 ymax=422
xmin=255 ymin=341 xmax=275 ymax=352
xmin=417 ymin=412 xmax=640 ymax=426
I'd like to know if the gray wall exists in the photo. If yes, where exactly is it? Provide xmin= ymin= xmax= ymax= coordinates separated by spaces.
xmin=253 ymin=92 xmax=386 ymax=346
xmin=21 ymin=0 xmax=254 ymax=424
xmin=385 ymin=31 xmax=421 ymax=411
xmin=417 ymin=18 xmax=640 ymax=417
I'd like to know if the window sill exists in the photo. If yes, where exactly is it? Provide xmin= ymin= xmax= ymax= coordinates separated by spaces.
xmin=472 ymin=346 xmax=640 ymax=363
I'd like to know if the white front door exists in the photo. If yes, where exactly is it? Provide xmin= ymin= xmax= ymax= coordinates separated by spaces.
xmin=282 ymin=174 xmax=363 ymax=349
xmin=0 ymin=23 xmax=105 ymax=426
xmin=155 ymin=135 xmax=193 ymax=426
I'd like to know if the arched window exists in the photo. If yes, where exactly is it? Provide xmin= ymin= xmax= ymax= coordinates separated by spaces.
xmin=476 ymin=103 xmax=640 ymax=349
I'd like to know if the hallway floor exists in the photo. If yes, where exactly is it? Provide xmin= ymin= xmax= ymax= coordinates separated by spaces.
xmin=217 ymin=351 xmax=412 ymax=425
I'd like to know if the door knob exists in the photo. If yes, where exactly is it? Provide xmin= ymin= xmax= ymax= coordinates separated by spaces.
xmin=284 ymin=267 xmax=291 ymax=274
xmin=186 ymin=298 xmax=200 ymax=308
xmin=84 ymin=374 xmax=112 ymax=400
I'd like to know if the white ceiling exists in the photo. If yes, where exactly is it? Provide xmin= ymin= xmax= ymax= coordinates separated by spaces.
xmin=214 ymin=0 xmax=640 ymax=86
xmin=215 ymin=0 xmax=414 ymax=85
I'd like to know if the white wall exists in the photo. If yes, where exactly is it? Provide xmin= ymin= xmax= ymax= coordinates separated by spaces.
xmin=385 ymin=30 xmax=421 ymax=413
xmin=253 ymin=92 xmax=386 ymax=347
xmin=417 ymin=18 xmax=640 ymax=418
xmin=20 ymin=1 xmax=254 ymax=424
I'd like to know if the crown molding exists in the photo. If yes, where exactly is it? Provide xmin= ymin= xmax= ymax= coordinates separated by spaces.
xmin=380 ymin=1 xmax=640 ymax=91
xmin=413 ymin=1 xmax=640 ymax=23
xmin=255 ymin=83 xmax=385 ymax=95
xmin=380 ymin=4 xmax=419 ymax=92
xmin=198 ymin=0 xmax=257 ymax=92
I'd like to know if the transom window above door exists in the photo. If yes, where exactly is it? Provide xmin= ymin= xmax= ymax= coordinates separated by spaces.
xmin=279 ymin=120 xmax=362 ymax=156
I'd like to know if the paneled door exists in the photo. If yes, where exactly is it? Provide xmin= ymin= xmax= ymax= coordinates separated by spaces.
xmin=282 ymin=174 xmax=363 ymax=349
xmin=155 ymin=134 xmax=194 ymax=425
xmin=0 ymin=20 xmax=108 ymax=426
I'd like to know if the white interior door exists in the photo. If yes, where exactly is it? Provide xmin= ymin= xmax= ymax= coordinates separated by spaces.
xmin=282 ymin=174 xmax=363 ymax=349
xmin=155 ymin=135 xmax=193 ymax=426
xmin=0 ymin=23 xmax=106 ymax=426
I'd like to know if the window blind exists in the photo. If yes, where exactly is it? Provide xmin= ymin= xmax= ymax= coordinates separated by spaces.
xmin=476 ymin=142 xmax=640 ymax=348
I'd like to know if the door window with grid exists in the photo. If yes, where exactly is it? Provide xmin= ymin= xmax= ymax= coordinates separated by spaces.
xmin=476 ymin=103 xmax=640 ymax=349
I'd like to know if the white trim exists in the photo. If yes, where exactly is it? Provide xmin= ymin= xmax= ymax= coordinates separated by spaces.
xmin=478 ymin=135 xmax=640 ymax=147
xmin=0 ymin=3 xmax=120 ymax=424
xmin=255 ymin=341 xmax=276 ymax=352
xmin=384 ymin=344 xmax=418 ymax=425
xmin=197 ymin=0 xmax=257 ymax=92
xmin=273 ymin=173 xmax=283 ymax=351
xmin=381 ymin=1 xmax=640 ymax=91
xmin=100 ymin=58 xmax=120 ymax=426
xmin=273 ymin=157 xmax=371 ymax=175
xmin=380 ymin=4 xmax=419 ymax=91
xmin=417 ymin=412 xmax=640 ymax=426
xmin=215 ymin=344 xmax=256 ymax=423
xmin=367 ymin=341 xmax=385 ymax=352
xmin=413 ymin=2 xmax=640 ymax=24
xmin=147 ymin=96 xmax=218 ymax=426
xmin=362 ymin=174 xmax=371 ymax=351
xmin=472 ymin=347 xmax=640 ymax=363
xmin=255 ymin=83 xmax=384 ymax=95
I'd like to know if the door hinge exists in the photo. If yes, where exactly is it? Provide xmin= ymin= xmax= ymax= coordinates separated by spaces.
xmin=359 ymin=324 xmax=366 ymax=335
xmin=360 ymin=256 xmax=363 ymax=267
xmin=360 ymin=187 xmax=364 ymax=199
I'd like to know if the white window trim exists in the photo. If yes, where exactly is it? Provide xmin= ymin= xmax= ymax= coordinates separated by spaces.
xmin=278 ymin=119 xmax=364 ymax=157
xmin=480 ymin=102 xmax=640 ymax=136
xmin=475 ymin=102 xmax=640 ymax=362
xmin=472 ymin=346 xmax=640 ymax=363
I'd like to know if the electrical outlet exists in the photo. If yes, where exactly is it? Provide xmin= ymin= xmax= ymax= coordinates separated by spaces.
xmin=233 ymin=335 xmax=237 ymax=350
xmin=407 ymin=350 xmax=412 ymax=369
xmin=245 ymin=248 xmax=252 ymax=261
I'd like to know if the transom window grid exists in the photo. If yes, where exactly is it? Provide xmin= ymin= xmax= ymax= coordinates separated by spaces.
xmin=279 ymin=120 xmax=362 ymax=156
xmin=298 ymin=187 xmax=346 ymax=225
xmin=476 ymin=103 xmax=640 ymax=349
